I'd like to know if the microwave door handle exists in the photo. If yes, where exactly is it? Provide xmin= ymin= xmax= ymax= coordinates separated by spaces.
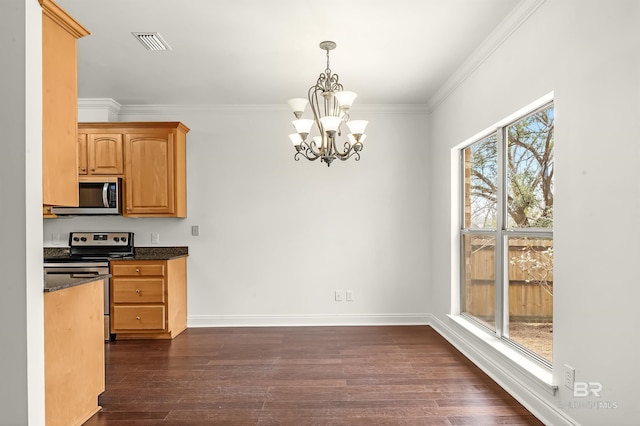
xmin=102 ymin=183 xmax=109 ymax=207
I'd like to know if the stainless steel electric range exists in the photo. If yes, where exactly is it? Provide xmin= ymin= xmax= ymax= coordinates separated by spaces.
xmin=44 ymin=232 xmax=134 ymax=341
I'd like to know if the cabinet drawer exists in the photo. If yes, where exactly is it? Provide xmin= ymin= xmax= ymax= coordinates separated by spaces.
xmin=112 ymin=306 xmax=165 ymax=330
xmin=112 ymin=263 xmax=165 ymax=276
xmin=112 ymin=278 xmax=165 ymax=303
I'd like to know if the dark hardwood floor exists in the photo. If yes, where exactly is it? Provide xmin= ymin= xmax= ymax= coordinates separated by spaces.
xmin=83 ymin=326 xmax=544 ymax=425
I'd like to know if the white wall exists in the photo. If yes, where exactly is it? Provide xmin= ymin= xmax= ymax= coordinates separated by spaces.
xmin=44 ymin=105 xmax=431 ymax=325
xmin=429 ymin=0 xmax=640 ymax=425
xmin=0 ymin=0 xmax=45 ymax=424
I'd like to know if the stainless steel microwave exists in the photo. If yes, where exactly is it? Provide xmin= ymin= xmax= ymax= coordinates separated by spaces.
xmin=51 ymin=176 xmax=122 ymax=215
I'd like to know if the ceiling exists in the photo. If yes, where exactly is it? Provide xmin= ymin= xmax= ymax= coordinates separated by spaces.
xmin=56 ymin=0 xmax=521 ymax=106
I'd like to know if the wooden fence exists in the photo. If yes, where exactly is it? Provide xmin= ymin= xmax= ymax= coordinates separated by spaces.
xmin=463 ymin=237 xmax=553 ymax=321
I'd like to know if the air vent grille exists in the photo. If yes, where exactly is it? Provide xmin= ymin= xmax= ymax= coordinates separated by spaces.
xmin=132 ymin=32 xmax=171 ymax=51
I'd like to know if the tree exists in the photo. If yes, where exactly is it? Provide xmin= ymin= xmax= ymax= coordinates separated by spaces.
xmin=465 ymin=105 xmax=554 ymax=229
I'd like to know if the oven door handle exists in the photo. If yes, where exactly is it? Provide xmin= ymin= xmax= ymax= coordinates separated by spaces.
xmin=44 ymin=267 xmax=109 ymax=275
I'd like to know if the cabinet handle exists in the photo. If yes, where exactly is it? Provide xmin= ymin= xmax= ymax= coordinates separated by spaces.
xmin=135 ymin=268 xmax=140 ymax=273
xmin=136 ymin=316 xmax=141 ymax=320
xmin=91 ymin=168 xmax=95 ymax=171
xmin=81 ymin=168 xmax=86 ymax=172
xmin=135 ymin=289 xmax=140 ymax=294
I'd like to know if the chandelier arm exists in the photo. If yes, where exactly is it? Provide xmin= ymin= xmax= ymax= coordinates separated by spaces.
xmin=335 ymin=150 xmax=361 ymax=162
xmin=333 ymin=140 xmax=364 ymax=160
xmin=294 ymin=144 xmax=322 ymax=162
xmin=308 ymin=84 xmax=324 ymax=147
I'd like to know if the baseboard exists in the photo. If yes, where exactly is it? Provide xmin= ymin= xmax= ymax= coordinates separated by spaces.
xmin=188 ymin=313 xmax=431 ymax=327
xmin=425 ymin=314 xmax=577 ymax=426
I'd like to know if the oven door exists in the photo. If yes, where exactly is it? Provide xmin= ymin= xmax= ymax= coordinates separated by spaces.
xmin=44 ymin=264 xmax=111 ymax=341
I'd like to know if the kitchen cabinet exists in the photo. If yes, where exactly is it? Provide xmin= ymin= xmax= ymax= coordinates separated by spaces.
xmin=77 ymin=122 xmax=189 ymax=217
xmin=110 ymin=257 xmax=187 ymax=339
xmin=78 ymin=132 xmax=124 ymax=175
xmin=44 ymin=278 xmax=105 ymax=426
xmin=40 ymin=0 xmax=89 ymax=207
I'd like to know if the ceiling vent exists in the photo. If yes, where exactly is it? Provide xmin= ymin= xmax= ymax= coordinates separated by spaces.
xmin=132 ymin=32 xmax=171 ymax=51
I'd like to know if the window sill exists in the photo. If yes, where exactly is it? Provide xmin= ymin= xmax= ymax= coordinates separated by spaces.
xmin=447 ymin=314 xmax=558 ymax=396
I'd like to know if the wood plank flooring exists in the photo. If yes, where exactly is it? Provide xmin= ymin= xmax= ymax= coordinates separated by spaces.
xmin=83 ymin=326 xmax=544 ymax=425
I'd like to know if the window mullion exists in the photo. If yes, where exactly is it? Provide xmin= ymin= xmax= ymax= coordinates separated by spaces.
xmin=495 ymin=128 xmax=506 ymax=338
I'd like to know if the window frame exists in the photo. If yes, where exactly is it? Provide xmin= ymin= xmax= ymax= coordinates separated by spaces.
xmin=458 ymin=99 xmax=554 ymax=368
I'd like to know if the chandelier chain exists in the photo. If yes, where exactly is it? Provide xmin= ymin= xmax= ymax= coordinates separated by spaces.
xmin=325 ymin=48 xmax=331 ymax=75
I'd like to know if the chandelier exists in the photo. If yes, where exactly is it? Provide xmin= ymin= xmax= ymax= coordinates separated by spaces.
xmin=288 ymin=41 xmax=368 ymax=167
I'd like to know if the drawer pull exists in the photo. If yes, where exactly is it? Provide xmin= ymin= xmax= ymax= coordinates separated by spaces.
xmin=136 ymin=316 xmax=141 ymax=320
xmin=135 ymin=268 xmax=140 ymax=273
xmin=135 ymin=289 xmax=140 ymax=294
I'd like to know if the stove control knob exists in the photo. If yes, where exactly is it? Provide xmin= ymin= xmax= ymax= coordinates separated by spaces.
xmin=121 ymin=237 xmax=127 ymax=243
xmin=114 ymin=237 xmax=120 ymax=242
xmin=80 ymin=237 xmax=87 ymax=242
xmin=73 ymin=237 xmax=79 ymax=242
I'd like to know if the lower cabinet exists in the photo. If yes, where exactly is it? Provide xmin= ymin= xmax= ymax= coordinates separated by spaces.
xmin=110 ymin=257 xmax=187 ymax=339
xmin=44 ymin=279 xmax=105 ymax=426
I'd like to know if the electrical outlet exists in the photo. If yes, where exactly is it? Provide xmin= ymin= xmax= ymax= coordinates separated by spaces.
xmin=151 ymin=233 xmax=160 ymax=244
xmin=345 ymin=290 xmax=354 ymax=301
xmin=191 ymin=225 xmax=200 ymax=236
xmin=335 ymin=290 xmax=343 ymax=302
xmin=564 ymin=364 xmax=575 ymax=389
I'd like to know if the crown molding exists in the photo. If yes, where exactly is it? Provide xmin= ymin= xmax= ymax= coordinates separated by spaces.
xmin=78 ymin=98 xmax=122 ymax=114
xmin=427 ymin=0 xmax=548 ymax=112
xmin=117 ymin=103 xmax=429 ymax=116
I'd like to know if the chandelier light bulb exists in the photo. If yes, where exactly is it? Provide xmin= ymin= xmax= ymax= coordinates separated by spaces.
xmin=346 ymin=120 xmax=368 ymax=136
xmin=289 ymin=133 xmax=303 ymax=147
xmin=292 ymin=119 xmax=314 ymax=136
xmin=334 ymin=91 xmax=357 ymax=110
xmin=320 ymin=116 xmax=342 ymax=134
xmin=288 ymin=98 xmax=308 ymax=118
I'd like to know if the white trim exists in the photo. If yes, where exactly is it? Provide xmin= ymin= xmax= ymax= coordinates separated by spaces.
xmin=78 ymin=97 xmax=122 ymax=115
xmin=188 ymin=313 xmax=430 ymax=328
xmin=427 ymin=0 xmax=548 ymax=112
xmin=427 ymin=314 xmax=577 ymax=426
xmin=117 ymin=103 xmax=429 ymax=116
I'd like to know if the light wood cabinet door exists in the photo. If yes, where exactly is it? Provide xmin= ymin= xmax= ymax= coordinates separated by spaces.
xmin=41 ymin=0 xmax=89 ymax=207
xmin=44 ymin=279 xmax=104 ymax=426
xmin=124 ymin=133 xmax=175 ymax=215
xmin=88 ymin=133 xmax=124 ymax=175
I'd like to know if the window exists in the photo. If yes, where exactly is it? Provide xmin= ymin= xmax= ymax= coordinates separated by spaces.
xmin=460 ymin=101 xmax=554 ymax=365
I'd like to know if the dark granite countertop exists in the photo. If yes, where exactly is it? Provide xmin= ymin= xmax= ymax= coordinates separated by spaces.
xmin=44 ymin=273 xmax=109 ymax=292
xmin=44 ymin=246 xmax=188 ymax=261
xmin=128 ymin=246 xmax=189 ymax=260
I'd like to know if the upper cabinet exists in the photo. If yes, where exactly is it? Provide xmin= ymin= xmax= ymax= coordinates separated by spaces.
xmin=78 ymin=122 xmax=189 ymax=218
xmin=78 ymin=133 xmax=124 ymax=175
xmin=40 ymin=0 xmax=90 ymax=206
